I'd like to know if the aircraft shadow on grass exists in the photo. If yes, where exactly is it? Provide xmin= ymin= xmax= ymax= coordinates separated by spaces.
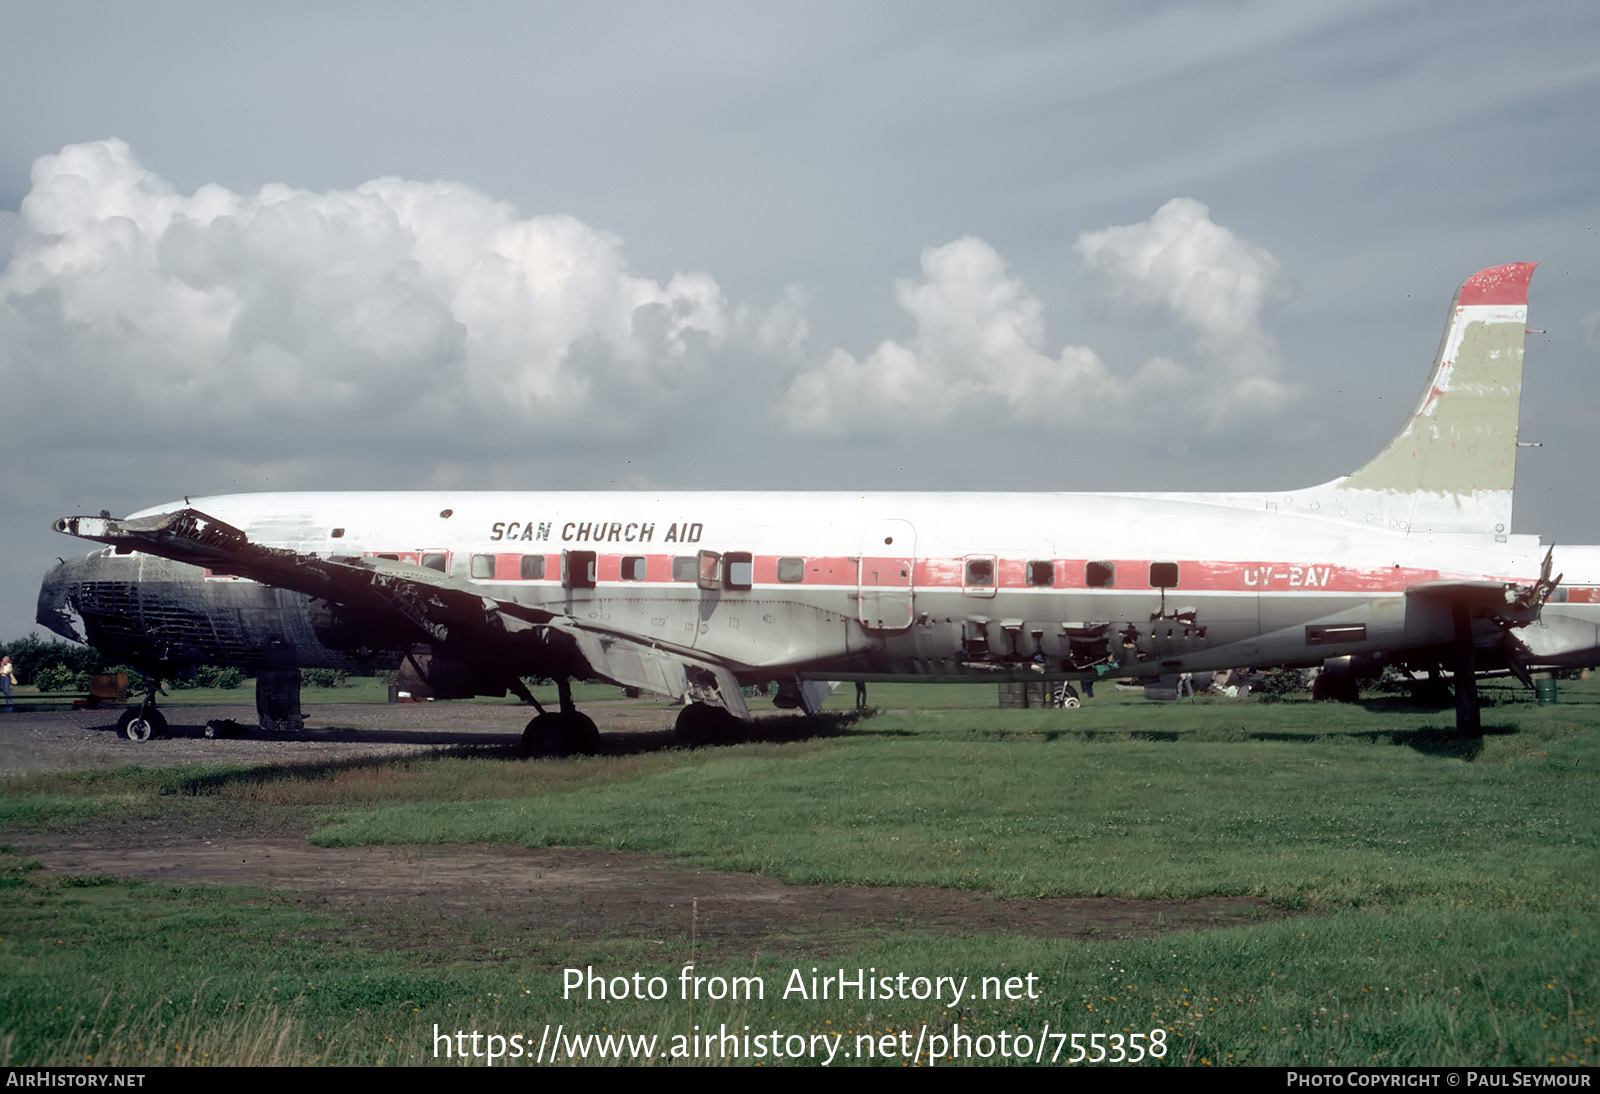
xmin=84 ymin=709 xmax=867 ymax=759
xmin=952 ymin=718 xmax=1517 ymax=761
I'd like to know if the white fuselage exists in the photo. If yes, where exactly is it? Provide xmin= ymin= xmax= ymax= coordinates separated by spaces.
xmin=125 ymin=490 xmax=1600 ymax=682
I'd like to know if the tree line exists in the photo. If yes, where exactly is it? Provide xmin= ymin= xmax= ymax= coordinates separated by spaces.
xmin=0 ymin=636 xmax=348 ymax=692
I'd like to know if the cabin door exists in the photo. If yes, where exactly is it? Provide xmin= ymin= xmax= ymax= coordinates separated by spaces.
xmin=857 ymin=519 xmax=916 ymax=631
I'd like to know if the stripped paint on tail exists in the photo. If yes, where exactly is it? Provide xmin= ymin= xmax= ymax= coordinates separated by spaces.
xmin=1296 ymin=262 xmax=1535 ymax=536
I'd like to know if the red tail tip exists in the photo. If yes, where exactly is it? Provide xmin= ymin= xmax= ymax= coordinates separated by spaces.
xmin=1456 ymin=262 xmax=1537 ymax=306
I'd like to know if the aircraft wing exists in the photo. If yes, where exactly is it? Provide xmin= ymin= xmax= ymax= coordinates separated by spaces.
xmin=1406 ymin=580 xmax=1546 ymax=622
xmin=1405 ymin=545 xmax=1560 ymax=629
xmin=54 ymin=509 xmax=750 ymax=718
xmin=1403 ymin=555 xmax=1561 ymax=688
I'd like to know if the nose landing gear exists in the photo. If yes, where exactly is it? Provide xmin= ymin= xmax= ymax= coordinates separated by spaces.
xmin=116 ymin=680 xmax=168 ymax=741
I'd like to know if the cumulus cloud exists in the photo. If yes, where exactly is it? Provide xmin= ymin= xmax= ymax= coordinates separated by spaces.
xmin=780 ymin=198 xmax=1296 ymax=437
xmin=1076 ymin=197 xmax=1293 ymax=410
xmin=1 ymin=143 xmax=1297 ymax=464
xmin=782 ymin=237 xmax=1177 ymax=434
xmin=0 ymin=139 xmax=772 ymax=454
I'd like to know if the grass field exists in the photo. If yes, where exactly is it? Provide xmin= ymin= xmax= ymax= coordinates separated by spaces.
xmin=1 ymin=680 xmax=1594 ymax=1067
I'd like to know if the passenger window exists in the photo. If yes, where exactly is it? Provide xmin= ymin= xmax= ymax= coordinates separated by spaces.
xmin=671 ymin=556 xmax=697 ymax=582
xmin=520 ymin=554 xmax=545 ymax=580
xmin=422 ymin=552 xmax=447 ymax=573
xmin=470 ymin=554 xmax=495 ymax=579
xmin=621 ymin=556 xmax=647 ymax=581
xmin=724 ymin=551 xmax=753 ymax=590
xmin=776 ymin=557 xmax=805 ymax=583
xmin=1149 ymin=562 xmax=1179 ymax=588
xmin=1025 ymin=560 xmax=1054 ymax=587
xmin=965 ymin=557 xmax=995 ymax=587
xmin=1086 ymin=561 xmax=1115 ymax=588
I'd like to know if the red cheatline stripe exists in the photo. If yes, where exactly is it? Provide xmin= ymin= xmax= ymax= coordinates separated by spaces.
xmin=358 ymin=551 xmax=1544 ymax=594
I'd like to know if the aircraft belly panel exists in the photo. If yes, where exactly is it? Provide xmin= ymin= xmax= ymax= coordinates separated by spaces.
xmin=809 ymin=585 xmax=1273 ymax=678
xmin=578 ymin=589 xmax=857 ymax=671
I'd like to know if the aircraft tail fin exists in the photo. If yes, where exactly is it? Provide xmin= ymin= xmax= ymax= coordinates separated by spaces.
xmin=1293 ymin=262 xmax=1535 ymax=536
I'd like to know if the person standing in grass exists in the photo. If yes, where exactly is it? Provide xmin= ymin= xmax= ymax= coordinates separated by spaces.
xmin=0 ymin=655 xmax=14 ymax=708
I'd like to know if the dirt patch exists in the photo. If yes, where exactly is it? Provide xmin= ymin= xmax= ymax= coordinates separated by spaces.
xmin=8 ymin=703 xmax=1284 ymax=953
xmin=30 ymin=838 xmax=1281 ymax=953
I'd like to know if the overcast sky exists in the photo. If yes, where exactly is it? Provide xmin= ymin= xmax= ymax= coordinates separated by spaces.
xmin=2 ymin=1 xmax=1597 ymax=638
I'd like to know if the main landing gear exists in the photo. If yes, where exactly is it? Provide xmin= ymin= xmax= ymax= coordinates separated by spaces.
xmin=520 ymin=678 xmax=601 ymax=758
xmin=515 ymin=681 xmax=748 ymax=754
xmin=674 ymin=702 xmax=745 ymax=746
xmin=115 ymin=680 xmax=167 ymax=742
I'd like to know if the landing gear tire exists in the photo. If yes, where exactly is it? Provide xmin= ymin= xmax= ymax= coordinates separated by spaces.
xmin=1053 ymin=683 xmax=1080 ymax=709
xmin=675 ymin=703 xmax=743 ymax=746
xmin=521 ymin=716 xmax=564 ymax=757
xmin=1311 ymin=670 xmax=1360 ymax=703
xmin=562 ymin=712 xmax=602 ymax=754
xmin=117 ymin=707 xmax=167 ymax=742
xmin=520 ymin=712 xmax=601 ymax=758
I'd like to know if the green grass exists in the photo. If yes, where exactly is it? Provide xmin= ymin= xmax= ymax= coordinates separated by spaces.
xmin=298 ymin=686 xmax=1595 ymax=910
xmin=1 ymin=873 xmax=1590 ymax=1066
xmin=2 ymin=680 xmax=1596 ymax=1066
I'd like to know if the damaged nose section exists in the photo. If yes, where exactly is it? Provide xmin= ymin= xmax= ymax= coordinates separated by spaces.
xmin=36 ymin=556 xmax=91 ymax=645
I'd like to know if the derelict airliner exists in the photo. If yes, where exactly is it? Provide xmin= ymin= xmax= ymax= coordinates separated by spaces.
xmin=38 ymin=263 xmax=1600 ymax=751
